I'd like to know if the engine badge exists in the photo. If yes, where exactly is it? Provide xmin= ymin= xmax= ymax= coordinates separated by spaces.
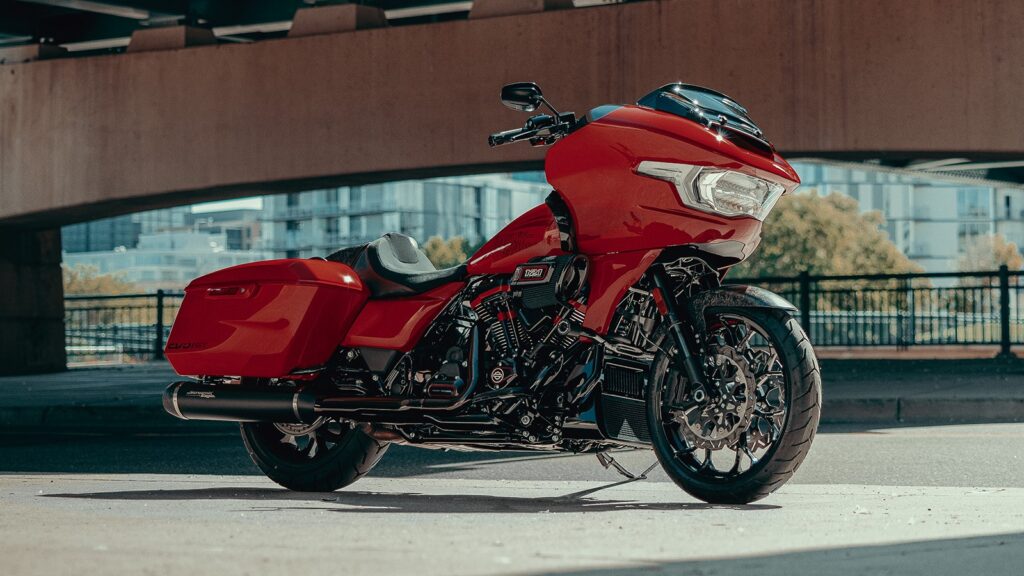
xmin=511 ymin=263 xmax=553 ymax=285
xmin=489 ymin=367 xmax=507 ymax=384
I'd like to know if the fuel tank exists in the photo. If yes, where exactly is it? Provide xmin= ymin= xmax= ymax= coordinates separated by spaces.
xmin=465 ymin=203 xmax=566 ymax=275
xmin=544 ymin=105 xmax=800 ymax=259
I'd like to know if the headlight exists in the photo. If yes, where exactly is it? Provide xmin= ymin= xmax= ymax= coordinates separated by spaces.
xmin=636 ymin=161 xmax=786 ymax=220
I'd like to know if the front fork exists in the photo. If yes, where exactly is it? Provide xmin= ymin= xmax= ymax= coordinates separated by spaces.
xmin=650 ymin=267 xmax=706 ymax=392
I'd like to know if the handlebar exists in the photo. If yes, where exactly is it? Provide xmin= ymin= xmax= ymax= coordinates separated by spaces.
xmin=488 ymin=127 xmax=530 ymax=147
xmin=488 ymin=112 xmax=576 ymax=147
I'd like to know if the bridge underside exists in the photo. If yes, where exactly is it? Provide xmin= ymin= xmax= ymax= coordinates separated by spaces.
xmin=1 ymin=0 xmax=1023 ymax=373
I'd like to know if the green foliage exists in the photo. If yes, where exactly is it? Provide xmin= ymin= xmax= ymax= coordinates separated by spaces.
xmin=958 ymin=234 xmax=1024 ymax=273
xmin=731 ymin=191 xmax=921 ymax=278
xmin=422 ymin=236 xmax=471 ymax=268
xmin=62 ymin=264 xmax=138 ymax=295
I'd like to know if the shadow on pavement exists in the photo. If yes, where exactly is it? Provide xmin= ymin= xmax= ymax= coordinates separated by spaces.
xmin=528 ymin=531 xmax=1024 ymax=576
xmin=0 ymin=432 xmax=590 ymax=477
xmin=42 ymin=479 xmax=780 ymax=513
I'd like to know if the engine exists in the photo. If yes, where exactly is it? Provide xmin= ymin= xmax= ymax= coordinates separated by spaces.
xmin=476 ymin=255 xmax=588 ymax=365
xmin=325 ymin=254 xmax=592 ymax=447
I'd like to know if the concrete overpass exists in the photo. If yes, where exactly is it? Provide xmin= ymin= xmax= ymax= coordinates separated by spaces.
xmin=2 ymin=0 xmax=1024 ymax=373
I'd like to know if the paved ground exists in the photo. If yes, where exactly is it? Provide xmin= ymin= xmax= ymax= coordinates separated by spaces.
xmin=1 ymin=358 xmax=1024 ymax=431
xmin=2 ymin=361 xmax=1023 ymax=574
xmin=1 ymin=423 xmax=1023 ymax=575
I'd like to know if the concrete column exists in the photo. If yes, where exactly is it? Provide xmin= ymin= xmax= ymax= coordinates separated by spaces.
xmin=0 ymin=228 xmax=66 ymax=375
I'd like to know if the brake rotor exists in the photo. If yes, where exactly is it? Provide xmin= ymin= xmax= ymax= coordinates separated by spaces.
xmin=674 ymin=345 xmax=757 ymax=451
xmin=274 ymin=417 xmax=326 ymax=437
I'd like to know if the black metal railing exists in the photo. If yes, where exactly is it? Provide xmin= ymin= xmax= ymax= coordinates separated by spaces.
xmin=62 ymin=267 xmax=1024 ymax=363
xmin=64 ymin=290 xmax=184 ymax=363
xmin=727 ymin=265 xmax=1023 ymax=355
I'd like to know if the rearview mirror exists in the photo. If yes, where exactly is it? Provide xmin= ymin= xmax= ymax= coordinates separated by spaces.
xmin=501 ymin=82 xmax=544 ymax=112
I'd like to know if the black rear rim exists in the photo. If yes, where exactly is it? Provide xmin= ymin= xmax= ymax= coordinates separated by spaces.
xmin=249 ymin=418 xmax=355 ymax=467
xmin=659 ymin=313 xmax=789 ymax=481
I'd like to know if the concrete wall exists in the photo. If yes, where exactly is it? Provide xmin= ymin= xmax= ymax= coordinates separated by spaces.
xmin=2 ymin=0 xmax=1024 ymax=227
xmin=0 ymin=229 xmax=65 ymax=375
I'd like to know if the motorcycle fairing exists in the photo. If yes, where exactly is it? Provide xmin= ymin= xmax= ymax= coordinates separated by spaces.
xmin=545 ymin=105 xmax=798 ymax=257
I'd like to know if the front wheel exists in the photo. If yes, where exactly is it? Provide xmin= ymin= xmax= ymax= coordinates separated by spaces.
xmin=647 ymin=308 xmax=820 ymax=504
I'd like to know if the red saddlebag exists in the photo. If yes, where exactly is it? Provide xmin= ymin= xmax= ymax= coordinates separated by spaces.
xmin=165 ymin=259 xmax=368 ymax=377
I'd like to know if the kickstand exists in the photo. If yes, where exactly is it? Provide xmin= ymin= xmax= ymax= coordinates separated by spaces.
xmin=596 ymin=451 xmax=659 ymax=481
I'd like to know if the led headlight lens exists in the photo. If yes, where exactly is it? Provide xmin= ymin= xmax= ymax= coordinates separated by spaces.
xmin=637 ymin=161 xmax=786 ymax=220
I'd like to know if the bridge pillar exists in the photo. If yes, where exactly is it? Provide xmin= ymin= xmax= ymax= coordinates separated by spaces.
xmin=0 ymin=228 xmax=66 ymax=375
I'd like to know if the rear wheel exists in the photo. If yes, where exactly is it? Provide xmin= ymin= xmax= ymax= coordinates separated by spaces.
xmin=647 ymin=308 xmax=820 ymax=504
xmin=240 ymin=418 xmax=388 ymax=492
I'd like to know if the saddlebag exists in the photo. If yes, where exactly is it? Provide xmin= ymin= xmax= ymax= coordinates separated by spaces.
xmin=165 ymin=259 xmax=368 ymax=378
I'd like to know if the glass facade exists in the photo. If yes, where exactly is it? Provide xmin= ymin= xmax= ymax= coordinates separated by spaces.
xmin=792 ymin=161 xmax=1024 ymax=272
xmin=261 ymin=173 xmax=550 ymax=258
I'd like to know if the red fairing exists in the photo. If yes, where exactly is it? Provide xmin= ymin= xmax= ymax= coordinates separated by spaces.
xmin=582 ymin=249 xmax=661 ymax=334
xmin=465 ymin=204 xmax=565 ymax=275
xmin=165 ymin=259 xmax=368 ymax=377
xmin=342 ymin=282 xmax=464 ymax=351
xmin=545 ymin=105 xmax=800 ymax=257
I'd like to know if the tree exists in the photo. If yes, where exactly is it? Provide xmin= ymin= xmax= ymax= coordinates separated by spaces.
xmin=62 ymin=264 xmax=138 ymax=295
xmin=958 ymin=234 xmax=1024 ymax=273
xmin=422 ymin=236 xmax=470 ymax=268
xmin=730 ymin=191 xmax=921 ymax=278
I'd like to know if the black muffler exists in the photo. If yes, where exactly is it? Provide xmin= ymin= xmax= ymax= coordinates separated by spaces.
xmin=163 ymin=381 xmax=317 ymax=423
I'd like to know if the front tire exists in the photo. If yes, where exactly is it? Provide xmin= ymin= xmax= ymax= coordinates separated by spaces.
xmin=647 ymin=308 xmax=820 ymax=504
xmin=240 ymin=419 xmax=388 ymax=492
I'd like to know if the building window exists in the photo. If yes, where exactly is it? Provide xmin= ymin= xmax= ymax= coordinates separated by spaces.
xmin=286 ymin=193 xmax=300 ymax=207
xmin=958 ymin=222 xmax=990 ymax=252
xmin=957 ymin=189 xmax=990 ymax=219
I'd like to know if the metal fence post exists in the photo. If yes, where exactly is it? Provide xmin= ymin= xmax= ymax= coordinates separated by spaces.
xmin=798 ymin=271 xmax=811 ymax=334
xmin=154 ymin=289 xmax=165 ymax=361
xmin=998 ymin=265 xmax=1014 ymax=358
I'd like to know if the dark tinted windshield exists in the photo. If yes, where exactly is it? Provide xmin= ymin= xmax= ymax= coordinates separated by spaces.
xmin=637 ymin=83 xmax=771 ymax=154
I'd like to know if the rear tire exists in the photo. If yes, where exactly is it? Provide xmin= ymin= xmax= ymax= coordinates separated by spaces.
xmin=240 ymin=420 xmax=388 ymax=492
xmin=647 ymin=308 xmax=820 ymax=504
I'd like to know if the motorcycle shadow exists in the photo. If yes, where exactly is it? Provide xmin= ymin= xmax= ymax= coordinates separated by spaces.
xmin=45 ymin=479 xmax=780 ymax=513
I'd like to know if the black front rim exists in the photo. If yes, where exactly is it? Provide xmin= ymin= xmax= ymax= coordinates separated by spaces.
xmin=659 ymin=313 xmax=789 ymax=481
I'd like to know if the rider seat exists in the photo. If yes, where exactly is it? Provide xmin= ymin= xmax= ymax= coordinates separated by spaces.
xmin=356 ymin=233 xmax=467 ymax=298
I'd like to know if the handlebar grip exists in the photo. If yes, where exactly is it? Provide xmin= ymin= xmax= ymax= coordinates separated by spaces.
xmin=488 ymin=128 xmax=524 ymax=147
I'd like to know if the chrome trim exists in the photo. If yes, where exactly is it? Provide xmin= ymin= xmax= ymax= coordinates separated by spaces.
xmin=292 ymin=393 xmax=302 ymax=422
xmin=170 ymin=383 xmax=187 ymax=420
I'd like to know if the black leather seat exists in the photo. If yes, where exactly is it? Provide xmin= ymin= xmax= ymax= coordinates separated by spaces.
xmin=355 ymin=233 xmax=467 ymax=298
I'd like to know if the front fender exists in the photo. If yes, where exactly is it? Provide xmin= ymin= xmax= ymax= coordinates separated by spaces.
xmin=686 ymin=285 xmax=797 ymax=335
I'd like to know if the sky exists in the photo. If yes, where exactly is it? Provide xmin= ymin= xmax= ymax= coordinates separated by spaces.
xmin=191 ymin=197 xmax=263 ymax=213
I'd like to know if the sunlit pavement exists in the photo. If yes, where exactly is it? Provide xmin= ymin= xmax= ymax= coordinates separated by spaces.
xmin=1 ymin=423 xmax=1023 ymax=575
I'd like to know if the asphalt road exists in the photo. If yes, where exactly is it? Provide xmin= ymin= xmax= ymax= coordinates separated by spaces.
xmin=1 ymin=423 xmax=1023 ymax=575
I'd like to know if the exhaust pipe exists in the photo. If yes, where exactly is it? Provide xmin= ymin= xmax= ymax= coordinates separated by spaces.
xmin=163 ymin=326 xmax=483 ymax=424
xmin=163 ymin=381 xmax=316 ymax=423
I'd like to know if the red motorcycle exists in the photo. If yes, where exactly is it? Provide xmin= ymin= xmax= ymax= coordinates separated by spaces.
xmin=163 ymin=82 xmax=820 ymax=503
